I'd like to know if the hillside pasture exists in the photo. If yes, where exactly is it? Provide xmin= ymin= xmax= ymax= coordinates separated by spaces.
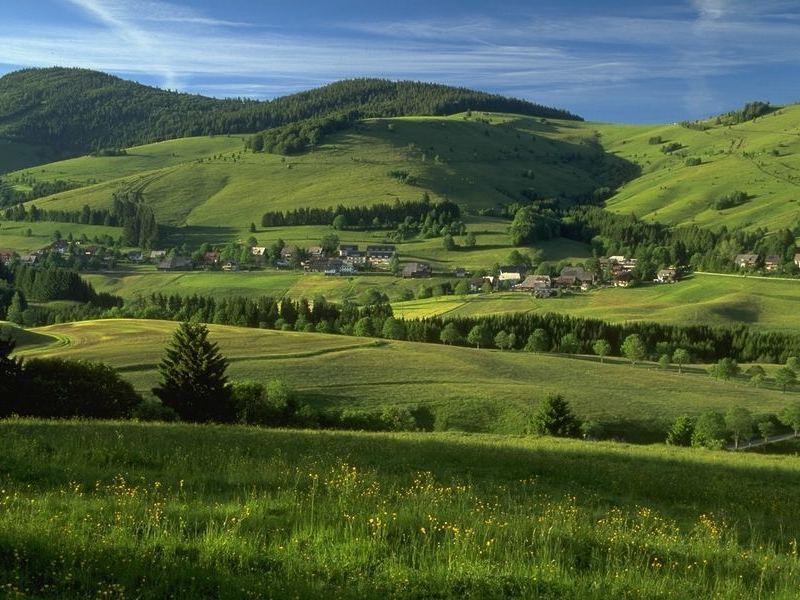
xmin=17 ymin=318 xmax=799 ymax=440
xmin=393 ymin=273 xmax=800 ymax=333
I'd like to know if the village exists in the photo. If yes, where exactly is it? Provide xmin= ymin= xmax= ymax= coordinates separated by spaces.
xmin=4 ymin=235 xmax=800 ymax=300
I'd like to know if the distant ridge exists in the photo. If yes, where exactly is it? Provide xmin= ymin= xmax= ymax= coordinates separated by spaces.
xmin=0 ymin=67 xmax=581 ymax=162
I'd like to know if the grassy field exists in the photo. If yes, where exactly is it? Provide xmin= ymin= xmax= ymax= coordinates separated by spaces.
xmin=393 ymin=273 xmax=800 ymax=333
xmin=594 ymin=104 xmax=800 ymax=230
xmin=2 ymin=420 xmax=800 ymax=597
xmin=15 ymin=318 xmax=799 ymax=441
xmin=0 ymin=220 xmax=123 ymax=254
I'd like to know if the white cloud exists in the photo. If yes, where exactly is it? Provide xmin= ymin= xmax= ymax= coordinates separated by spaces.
xmin=0 ymin=0 xmax=796 ymax=119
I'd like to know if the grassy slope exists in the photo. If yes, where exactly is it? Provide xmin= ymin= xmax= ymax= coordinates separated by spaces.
xmin=0 ymin=220 xmax=122 ymax=254
xmin=2 ymin=420 xmax=800 ymax=597
xmin=595 ymin=104 xmax=800 ymax=230
xmin=393 ymin=272 xmax=800 ymax=333
xmin=19 ymin=113 xmax=623 ymax=228
xmin=17 ymin=319 xmax=799 ymax=440
xmin=0 ymin=321 xmax=60 ymax=349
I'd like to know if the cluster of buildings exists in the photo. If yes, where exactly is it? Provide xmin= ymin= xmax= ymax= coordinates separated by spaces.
xmin=0 ymin=240 xmax=115 ymax=268
xmin=735 ymin=253 xmax=800 ymax=272
xmin=301 ymin=244 xmax=396 ymax=275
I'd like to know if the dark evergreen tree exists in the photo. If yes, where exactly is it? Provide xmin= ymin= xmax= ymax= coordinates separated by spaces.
xmin=530 ymin=394 xmax=579 ymax=437
xmin=152 ymin=322 xmax=233 ymax=423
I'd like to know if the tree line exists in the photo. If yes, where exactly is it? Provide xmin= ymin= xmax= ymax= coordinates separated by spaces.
xmin=4 ymin=190 xmax=159 ymax=247
xmin=261 ymin=197 xmax=461 ymax=232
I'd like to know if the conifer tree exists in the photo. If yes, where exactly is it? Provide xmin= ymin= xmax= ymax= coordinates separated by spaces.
xmin=152 ymin=322 xmax=233 ymax=422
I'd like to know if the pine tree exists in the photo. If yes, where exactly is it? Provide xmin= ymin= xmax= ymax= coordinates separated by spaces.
xmin=6 ymin=291 xmax=26 ymax=324
xmin=152 ymin=322 xmax=233 ymax=422
xmin=530 ymin=394 xmax=579 ymax=437
xmin=0 ymin=335 xmax=22 ymax=416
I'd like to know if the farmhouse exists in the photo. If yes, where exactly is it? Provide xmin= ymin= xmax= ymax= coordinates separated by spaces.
xmin=608 ymin=256 xmax=637 ymax=273
xmin=402 ymin=262 xmax=432 ymax=278
xmin=498 ymin=265 xmax=527 ymax=284
xmin=764 ymin=255 xmax=781 ymax=272
xmin=469 ymin=277 xmax=490 ymax=293
xmin=149 ymin=250 xmax=167 ymax=262
xmin=343 ymin=250 xmax=368 ymax=267
xmin=655 ymin=268 xmax=678 ymax=283
xmin=0 ymin=250 xmax=16 ymax=265
xmin=280 ymin=246 xmax=299 ymax=262
xmin=308 ymin=246 xmax=324 ymax=259
xmin=157 ymin=256 xmax=193 ymax=271
xmin=21 ymin=253 xmax=40 ymax=265
xmin=251 ymin=246 xmax=267 ymax=257
xmin=339 ymin=244 xmax=359 ymax=257
xmin=202 ymin=251 xmax=220 ymax=266
xmin=221 ymin=260 xmax=240 ymax=272
xmin=50 ymin=240 xmax=69 ymax=254
xmin=515 ymin=275 xmax=553 ymax=296
xmin=613 ymin=272 xmax=633 ymax=287
xmin=367 ymin=245 xmax=396 ymax=263
xmin=556 ymin=267 xmax=595 ymax=287
xmin=127 ymin=251 xmax=144 ymax=263
xmin=453 ymin=267 xmax=467 ymax=278
xmin=735 ymin=254 xmax=759 ymax=269
xmin=795 ymin=253 xmax=800 ymax=269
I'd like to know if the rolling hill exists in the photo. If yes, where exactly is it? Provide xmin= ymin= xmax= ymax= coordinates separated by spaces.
xmin=14 ymin=318 xmax=798 ymax=441
xmin=0 ymin=67 xmax=580 ymax=171
xmin=11 ymin=113 xmax=632 ymax=229
xmin=595 ymin=105 xmax=800 ymax=230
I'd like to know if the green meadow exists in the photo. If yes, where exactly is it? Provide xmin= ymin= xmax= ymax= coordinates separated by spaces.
xmin=393 ymin=273 xmax=800 ymax=333
xmin=18 ymin=114 xmax=626 ymax=228
xmin=14 ymin=318 xmax=799 ymax=441
xmin=2 ymin=420 xmax=800 ymax=598
xmin=594 ymin=104 xmax=800 ymax=230
xmin=0 ymin=220 xmax=122 ymax=254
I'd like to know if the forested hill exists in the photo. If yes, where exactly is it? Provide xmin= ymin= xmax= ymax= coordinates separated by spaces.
xmin=0 ymin=67 xmax=581 ymax=162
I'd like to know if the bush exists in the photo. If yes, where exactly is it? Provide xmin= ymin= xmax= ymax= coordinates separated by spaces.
xmin=18 ymin=358 xmax=142 ymax=419
xmin=530 ymin=394 xmax=579 ymax=437
xmin=132 ymin=399 xmax=179 ymax=422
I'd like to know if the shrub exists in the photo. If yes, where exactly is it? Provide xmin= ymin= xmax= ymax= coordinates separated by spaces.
xmin=18 ymin=358 xmax=142 ymax=419
xmin=132 ymin=399 xmax=179 ymax=422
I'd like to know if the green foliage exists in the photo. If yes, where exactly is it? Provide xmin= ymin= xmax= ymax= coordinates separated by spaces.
xmin=530 ymin=394 xmax=579 ymax=437
xmin=15 ymin=358 xmax=141 ymax=419
xmin=725 ymin=407 xmax=753 ymax=448
xmin=708 ymin=358 xmax=740 ymax=381
xmin=525 ymin=329 xmax=550 ymax=352
xmin=152 ymin=322 xmax=233 ymax=423
xmin=466 ymin=323 xmax=492 ymax=348
xmin=592 ymin=339 xmax=611 ymax=362
xmin=439 ymin=323 xmax=462 ymax=345
xmin=559 ymin=333 xmax=580 ymax=354
xmin=774 ymin=367 xmax=797 ymax=392
xmin=691 ymin=412 xmax=728 ymax=449
xmin=779 ymin=402 xmax=800 ymax=435
xmin=666 ymin=415 xmax=695 ymax=446
xmin=621 ymin=334 xmax=646 ymax=365
xmin=672 ymin=348 xmax=690 ymax=373
xmin=509 ymin=205 xmax=561 ymax=246
xmin=711 ymin=191 xmax=749 ymax=211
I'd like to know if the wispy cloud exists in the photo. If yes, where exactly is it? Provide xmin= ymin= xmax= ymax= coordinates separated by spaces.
xmin=0 ymin=0 xmax=798 ymax=121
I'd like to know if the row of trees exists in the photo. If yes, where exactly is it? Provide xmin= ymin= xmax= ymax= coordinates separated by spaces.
xmin=3 ymin=191 xmax=159 ymax=248
xmin=261 ymin=197 xmax=461 ymax=232
xmin=666 ymin=403 xmax=800 ymax=450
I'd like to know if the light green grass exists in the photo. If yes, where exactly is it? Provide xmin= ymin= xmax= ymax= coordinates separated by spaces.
xmin=2 ymin=420 xmax=800 ymax=597
xmin=0 ymin=220 xmax=122 ymax=254
xmin=21 ymin=114 xmax=627 ymax=228
xmin=18 ymin=319 xmax=799 ymax=440
xmin=593 ymin=104 xmax=800 ymax=230
xmin=394 ymin=273 xmax=800 ymax=333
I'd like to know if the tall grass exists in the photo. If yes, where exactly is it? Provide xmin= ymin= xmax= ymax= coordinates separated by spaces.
xmin=1 ymin=420 xmax=799 ymax=598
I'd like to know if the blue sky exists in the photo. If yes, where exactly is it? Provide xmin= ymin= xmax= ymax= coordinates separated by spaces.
xmin=1 ymin=0 xmax=799 ymax=122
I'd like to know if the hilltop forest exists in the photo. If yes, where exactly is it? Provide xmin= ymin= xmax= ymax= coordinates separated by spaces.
xmin=0 ymin=68 xmax=580 ymax=162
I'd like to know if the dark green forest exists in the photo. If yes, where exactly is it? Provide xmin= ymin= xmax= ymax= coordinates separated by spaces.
xmin=0 ymin=68 xmax=581 ymax=162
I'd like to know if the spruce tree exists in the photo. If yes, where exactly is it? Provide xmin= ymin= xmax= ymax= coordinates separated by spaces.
xmin=152 ymin=322 xmax=233 ymax=422
xmin=530 ymin=394 xmax=579 ymax=437
xmin=0 ymin=335 xmax=22 ymax=416
xmin=6 ymin=292 xmax=26 ymax=324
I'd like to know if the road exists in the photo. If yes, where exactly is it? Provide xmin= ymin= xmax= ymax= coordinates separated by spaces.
xmin=727 ymin=431 xmax=799 ymax=451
